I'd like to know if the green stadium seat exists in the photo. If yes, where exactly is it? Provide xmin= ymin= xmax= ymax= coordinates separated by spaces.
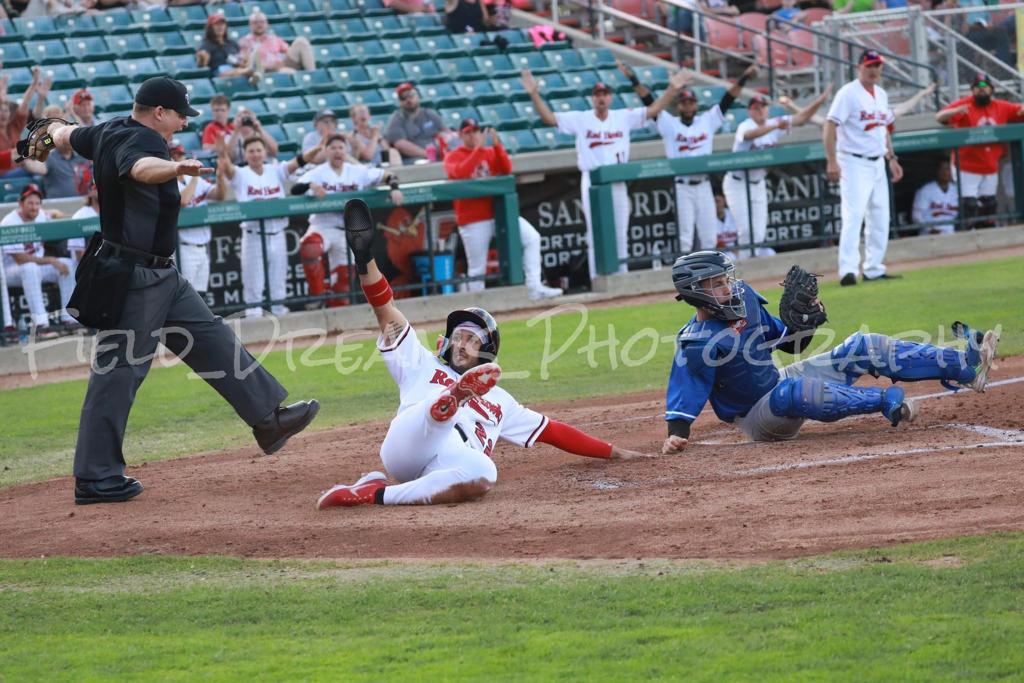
xmin=175 ymin=131 xmax=202 ymax=151
xmin=90 ymin=84 xmax=135 ymax=112
xmin=337 ymin=18 xmax=374 ymax=40
xmin=510 ymin=51 xmax=554 ymax=74
xmin=498 ymin=29 xmax=534 ymax=53
xmin=23 ymin=40 xmax=71 ymax=66
xmin=95 ymin=9 xmax=135 ymax=34
xmin=115 ymin=58 xmax=162 ymax=83
xmin=536 ymin=72 xmax=580 ymax=99
xmin=246 ymin=1 xmax=286 ymax=20
xmin=279 ymin=0 xmax=321 ymax=19
xmin=64 ymin=36 xmax=114 ymax=63
xmin=157 ymin=55 xmax=210 ymax=80
xmin=403 ymin=59 xmax=446 ymax=85
xmin=234 ymin=98 xmax=274 ymax=121
xmin=3 ymin=68 xmax=34 ymax=95
xmin=292 ymin=21 xmax=338 ymax=43
xmin=493 ymin=77 xmax=529 ymax=102
xmin=437 ymin=57 xmax=480 ymax=79
xmin=513 ymin=101 xmax=541 ymax=125
xmin=634 ymin=66 xmax=670 ymax=90
xmin=349 ymin=39 xmax=390 ymax=64
xmin=577 ymin=47 xmax=618 ymax=69
xmin=618 ymin=91 xmax=644 ymax=109
xmin=266 ymin=96 xmax=315 ymax=122
xmin=694 ymin=85 xmax=727 ymax=109
xmin=216 ymin=76 xmax=260 ymax=99
xmin=293 ymin=70 xmax=335 ymax=94
xmin=130 ymin=8 xmax=176 ymax=32
xmin=368 ymin=63 xmax=406 ymax=88
xmin=12 ymin=16 xmax=60 ymax=39
xmin=549 ymin=96 xmax=589 ymax=114
xmin=257 ymin=72 xmax=302 ymax=97
xmin=596 ymin=68 xmax=634 ymax=93
xmin=261 ymin=123 xmax=295 ymax=153
xmin=564 ymin=70 xmax=601 ymax=95
xmin=353 ymin=0 xmax=391 ymax=15
xmin=477 ymin=103 xmax=527 ymax=130
xmin=105 ymin=34 xmax=151 ymax=59
xmin=323 ymin=0 xmax=360 ymax=18
xmin=52 ymin=14 xmax=99 ymax=36
xmin=365 ymin=15 xmax=408 ymax=38
xmin=312 ymin=43 xmax=357 ymax=67
xmin=343 ymin=90 xmax=391 ymax=115
xmin=181 ymin=79 xmax=218 ymax=104
xmin=503 ymin=128 xmax=544 ymax=154
xmin=332 ymin=65 xmax=375 ymax=89
xmin=0 ymin=44 xmax=32 ymax=69
xmin=544 ymin=49 xmax=586 ymax=72
xmin=415 ymin=35 xmax=464 ymax=59
xmin=439 ymin=106 xmax=479 ymax=130
xmin=405 ymin=13 xmax=446 ymax=35
xmin=453 ymin=80 xmax=504 ymax=105
xmin=283 ymin=121 xmax=314 ymax=143
xmin=167 ymin=4 xmax=210 ymax=30
xmin=418 ymin=82 xmax=464 ymax=108
xmin=304 ymin=92 xmax=347 ymax=112
xmin=383 ymin=38 xmax=427 ymax=62
xmin=147 ymin=32 xmax=194 ymax=56
xmin=72 ymin=62 xmax=122 ymax=87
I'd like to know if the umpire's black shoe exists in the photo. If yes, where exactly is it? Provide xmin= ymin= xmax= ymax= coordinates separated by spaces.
xmin=75 ymin=475 xmax=144 ymax=505
xmin=840 ymin=273 xmax=857 ymax=287
xmin=253 ymin=399 xmax=321 ymax=455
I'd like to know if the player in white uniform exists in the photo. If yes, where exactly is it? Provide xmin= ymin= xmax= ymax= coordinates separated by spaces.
xmin=913 ymin=160 xmax=959 ymax=235
xmin=0 ymin=185 xmax=76 ymax=337
xmin=292 ymin=134 xmax=402 ymax=307
xmin=216 ymin=135 xmax=318 ymax=317
xmin=724 ymin=90 xmax=829 ymax=258
xmin=646 ymin=65 xmax=757 ymax=256
xmin=171 ymin=139 xmax=224 ymax=294
xmin=521 ymin=68 xmax=688 ymax=279
xmin=316 ymin=200 xmax=652 ymax=509
xmin=824 ymin=50 xmax=903 ymax=286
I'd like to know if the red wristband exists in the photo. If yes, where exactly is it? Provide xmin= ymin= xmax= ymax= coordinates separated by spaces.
xmin=362 ymin=277 xmax=393 ymax=308
xmin=536 ymin=419 xmax=613 ymax=459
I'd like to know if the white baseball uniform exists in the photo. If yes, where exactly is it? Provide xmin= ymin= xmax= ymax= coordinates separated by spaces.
xmin=177 ymin=176 xmax=215 ymax=293
xmin=298 ymin=161 xmax=385 ymax=268
xmin=723 ymin=115 xmax=792 ymax=258
xmin=715 ymin=206 xmax=738 ymax=258
xmin=68 ymin=205 xmax=96 ymax=264
xmin=229 ymin=162 xmax=291 ymax=317
xmin=827 ymin=80 xmax=895 ymax=279
xmin=375 ymin=324 xmax=548 ymax=504
xmin=0 ymin=210 xmax=76 ymax=328
xmin=556 ymin=107 xmax=647 ymax=278
xmin=912 ymin=180 xmax=959 ymax=235
xmin=654 ymin=106 xmax=725 ymax=256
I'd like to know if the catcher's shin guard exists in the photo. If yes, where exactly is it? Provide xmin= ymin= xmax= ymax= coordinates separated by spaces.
xmin=328 ymin=265 xmax=351 ymax=307
xmin=299 ymin=233 xmax=327 ymax=297
xmin=830 ymin=332 xmax=976 ymax=386
xmin=770 ymin=377 xmax=913 ymax=427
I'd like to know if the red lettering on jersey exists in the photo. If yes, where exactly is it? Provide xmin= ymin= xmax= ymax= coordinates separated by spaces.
xmin=429 ymin=369 xmax=454 ymax=387
xmin=675 ymin=132 xmax=708 ymax=152
xmin=475 ymin=396 xmax=503 ymax=422
xmin=246 ymin=185 xmax=282 ymax=197
xmin=323 ymin=182 xmax=360 ymax=192
xmin=730 ymin=319 xmax=749 ymax=333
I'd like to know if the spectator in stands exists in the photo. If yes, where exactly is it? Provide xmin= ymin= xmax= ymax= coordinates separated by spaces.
xmin=935 ymin=72 xmax=1024 ymax=228
xmin=196 ymin=13 xmax=255 ymax=80
xmin=384 ymin=0 xmax=436 ymax=13
xmin=0 ymin=69 xmax=47 ymax=176
xmin=669 ymin=0 xmax=738 ymax=40
xmin=239 ymin=10 xmax=316 ymax=80
xmin=0 ymin=185 xmax=76 ymax=339
xmin=65 ymin=88 xmax=99 ymax=127
xmin=224 ymin=107 xmax=280 ymax=165
xmin=19 ymin=139 xmax=91 ymax=199
xmin=385 ymin=82 xmax=448 ymax=165
xmin=302 ymin=109 xmax=343 ymax=166
xmin=913 ymin=159 xmax=959 ymax=235
xmin=772 ymin=0 xmax=807 ymax=30
xmin=201 ymin=94 xmax=234 ymax=151
xmin=444 ymin=0 xmax=493 ymax=33
xmin=959 ymin=5 xmax=1012 ymax=68
xmin=172 ymin=139 xmax=224 ymax=295
xmin=349 ymin=103 xmax=395 ymax=167
xmin=69 ymin=170 xmax=98 ymax=266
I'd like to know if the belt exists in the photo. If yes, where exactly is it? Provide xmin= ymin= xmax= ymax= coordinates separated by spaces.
xmin=730 ymin=173 xmax=763 ymax=183
xmin=847 ymin=152 xmax=881 ymax=161
xmin=97 ymin=239 xmax=174 ymax=269
xmin=675 ymin=178 xmax=707 ymax=186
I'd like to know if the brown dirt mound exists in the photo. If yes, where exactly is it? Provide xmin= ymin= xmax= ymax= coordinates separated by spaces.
xmin=3 ymin=357 xmax=1023 ymax=561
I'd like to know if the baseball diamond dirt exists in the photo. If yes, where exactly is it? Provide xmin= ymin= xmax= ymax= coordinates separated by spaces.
xmin=2 ymin=356 xmax=1022 ymax=561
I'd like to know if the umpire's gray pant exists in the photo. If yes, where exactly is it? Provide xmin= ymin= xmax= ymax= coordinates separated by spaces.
xmin=73 ymin=266 xmax=288 ymax=480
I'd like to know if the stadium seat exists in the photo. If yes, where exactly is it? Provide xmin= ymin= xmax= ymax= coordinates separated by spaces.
xmin=403 ymin=59 xmax=447 ymax=85
xmin=304 ymin=92 xmax=347 ymax=111
xmin=503 ymin=128 xmax=545 ymax=154
xmin=266 ymin=96 xmax=315 ymax=122
xmin=217 ymin=76 xmax=260 ymax=99
xmin=563 ymin=70 xmax=601 ymax=94
xmin=493 ymin=77 xmax=529 ymax=102
xmin=12 ymin=16 xmax=60 ymax=39
xmin=802 ymin=7 xmax=831 ymax=24
xmin=453 ymin=80 xmax=504 ymax=105
xmin=95 ymin=10 xmax=135 ymax=34
xmin=544 ymin=49 xmax=586 ymax=72
xmin=234 ymin=98 xmax=275 ymax=122
xmin=783 ymin=27 xmax=817 ymax=71
xmin=416 ymin=34 xmax=465 ymax=59
xmin=353 ymin=0 xmax=391 ymax=15
xmin=437 ymin=57 xmax=481 ymax=79
xmin=167 ymin=4 xmax=210 ymax=29
xmin=634 ymin=66 xmax=670 ymax=90
xmin=115 ymin=58 xmax=163 ymax=83
xmin=279 ymin=0 xmax=322 ymax=19
xmin=510 ymin=51 xmax=555 ymax=74
xmin=349 ymin=39 xmax=390 ymax=64
xmin=439 ymin=106 xmax=480 ymax=130
xmin=343 ymin=89 xmax=391 ymax=115
xmin=404 ymin=13 xmax=446 ymax=36
xmin=64 ymin=36 xmax=114 ymax=63
xmin=293 ymin=70 xmax=336 ymax=94
xmin=331 ymin=66 xmax=375 ymax=89
xmin=471 ymin=55 xmax=518 ymax=78
xmin=695 ymin=86 xmax=728 ymax=109
xmin=549 ymin=96 xmax=589 ymax=114
xmin=0 ymin=44 xmax=32 ymax=69
xmin=595 ymin=68 xmax=634 ymax=92
xmin=292 ymin=21 xmax=339 ymax=43
xmin=90 ymin=84 xmax=135 ymax=112
xmin=704 ymin=16 xmax=744 ymax=54
xmin=262 ymin=123 xmax=297 ymax=153
xmin=25 ymin=40 xmax=72 ymax=65
xmin=52 ymin=14 xmax=99 ymax=37
xmin=105 ymin=34 xmax=152 ymax=59
xmin=368 ymin=63 xmax=407 ymax=87
xmin=283 ymin=121 xmax=314 ymax=143
xmin=383 ymin=37 xmax=427 ymax=62
xmin=497 ymin=29 xmax=533 ymax=52
xmin=477 ymin=103 xmax=528 ymax=130
xmin=737 ymin=12 xmax=768 ymax=50
xmin=323 ymin=0 xmax=360 ymax=17
xmin=365 ymin=15 xmax=408 ymax=38
xmin=130 ymin=8 xmax=176 ymax=31
xmin=72 ymin=62 xmax=122 ymax=87
xmin=752 ymin=35 xmax=790 ymax=69
xmin=257 ymin=72 xmax=302 ymax=96
xmin=3 ymin=67 xmax=35 ymax=95
xmin=577 ymin=47 xmax=617 ymax=69
xmin=176 ymin=131 xmax=202 ymax=151
xmin=418 ymin=83 xmax=464 ymax=108
xmin=534 ymin=127 xmax=574 ymax=150
xmin=180 ymin=79 xmax=218 ymax=104
xmin=312 ymin=43 xmax=357 ymax=67
xmin=157 ymin=55 xmax=210 ymax=81
xmin=337 ymin=18 xmax=374 ymax=40
xmin=147 ymin=32 xmax=193 ymax=56
xmin=512 ymin=101 xmax=539 ymax=122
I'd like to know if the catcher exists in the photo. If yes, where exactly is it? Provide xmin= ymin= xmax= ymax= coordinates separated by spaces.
xmin=662 ymin=251 xmax=999 ymax=453
xmin=317 ymin=200 xmax=650 ymax=509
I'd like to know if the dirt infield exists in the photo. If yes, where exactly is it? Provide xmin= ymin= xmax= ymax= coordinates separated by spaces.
xmin=2 ymin=357 xmax=1023 ymax=561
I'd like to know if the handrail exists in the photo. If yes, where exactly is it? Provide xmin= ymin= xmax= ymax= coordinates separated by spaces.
xmin=921 ymin=13 xmax=1024 ymax=102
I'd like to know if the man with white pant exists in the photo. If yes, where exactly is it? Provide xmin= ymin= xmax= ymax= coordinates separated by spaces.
xmin=444 ymin=118 xmax=562 ymax=299
xmin=171 ymin=139 xmax=223 ymax=294
xmin=723 ymin=90 xmax=828 ymax=258
xmin=824 ymin=50 xmax=902 ymax=286
xmin=521 ymin=68 xmax=686 ymax=279
xmin=0 ymin=184 xmax=76 ymax=338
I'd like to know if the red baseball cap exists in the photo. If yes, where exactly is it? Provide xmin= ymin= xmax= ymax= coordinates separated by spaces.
xmin=168 ymin=138 xmax=185 ymax=155
xmin=748 ymin=95 xmax=769 ymax=108
xmin=72 ymin=88 xmax=93 ymax=105
xmin=459 ymin=117 xmax=480 ymax=132
xmin=859 ymin=49 xmax=884 ymax=65
xmin=395 ymin=82 xmax=416 ymax=97
xmin=592 ymin=82 xmax=612 ymax=95
xmin=19 ymin=183 xmax=43 ymax=201
xmin=677 ymin=88 xmax=697 ymax=101
xmin=206 ymin=13 xmax=227 ymax=25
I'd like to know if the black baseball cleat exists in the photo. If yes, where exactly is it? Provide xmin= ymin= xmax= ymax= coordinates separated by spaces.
xmin=253 ymin=399 xmax=321 ymax=455
xmin=863 ymin=273 xmax=902 ymax=282
xmin=840 ymin=273 xmax=857 ymax=287
xmin=75 ymin=475 xmax=144 ymax=505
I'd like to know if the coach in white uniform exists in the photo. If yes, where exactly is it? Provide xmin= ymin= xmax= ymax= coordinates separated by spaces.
xmin=216 ymin=136 xmax=318 ymax=317
xmin=521 ymin=68 xmax=687 ymax=279
xmin=724 ymin=89 xmax=829 ymax=258
xmin=824 ymin=49 xmax=902 ymax=286
xmin=171 ymin=139 xmax=223 ymax=294
xmin=913 ymin=159 xmax=959 ymax=235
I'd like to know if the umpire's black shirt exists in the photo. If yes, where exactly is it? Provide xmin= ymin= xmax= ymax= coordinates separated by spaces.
xmin=70 ymin=118 xmax=182 ymax=258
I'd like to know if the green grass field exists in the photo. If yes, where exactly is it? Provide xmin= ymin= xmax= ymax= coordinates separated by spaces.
xmin=1 ymin=256 xmax=1021 ymax=487
xmin=2 ymin=533 xmax=1023 ymax=681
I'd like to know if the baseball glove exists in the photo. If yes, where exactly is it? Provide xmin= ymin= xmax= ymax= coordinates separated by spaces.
xmin=779 ymin=265 xmax=827 ymax=332
xmin=343 ymin=198 xmax=375 ymax=274
xmin=16 ymin=117 xmax=70 ymax=164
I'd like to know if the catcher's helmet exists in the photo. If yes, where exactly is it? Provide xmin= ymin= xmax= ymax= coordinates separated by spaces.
xmin=438 ymin=307 xmax=500 ymax=367
xmin=671 ymin=251 xmax=747 ymax=321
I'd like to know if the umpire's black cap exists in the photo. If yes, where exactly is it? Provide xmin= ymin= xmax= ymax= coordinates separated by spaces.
xmin=135 ymin=77 xmax=200 ymax=117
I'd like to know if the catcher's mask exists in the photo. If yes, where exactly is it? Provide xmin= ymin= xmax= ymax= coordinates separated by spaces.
xmin=671 ymin=251 xmax=747 ymax=321
xmin=438 ymin=307 xmax=500 ymax=368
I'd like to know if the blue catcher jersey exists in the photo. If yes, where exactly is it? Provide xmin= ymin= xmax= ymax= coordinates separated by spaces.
xmin=665 ymin=283 xmax=788 ymax=425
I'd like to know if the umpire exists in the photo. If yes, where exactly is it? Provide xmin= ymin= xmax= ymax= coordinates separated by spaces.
xmin=30 ymin=77 xmax=320 ymax=504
